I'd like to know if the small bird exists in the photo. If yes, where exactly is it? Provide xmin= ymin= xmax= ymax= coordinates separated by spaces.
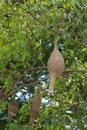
xmin=29 ymin=86 xmax=42 ymax=126
xmin=8 ymin=98 xmax=18 ymax=123
xmin=47 ymin=40 xmax=64 ymax=93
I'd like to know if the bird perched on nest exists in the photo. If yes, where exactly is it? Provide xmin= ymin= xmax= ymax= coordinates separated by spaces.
xmin=47 ymin=40 xmax=65 ymax=93
xmin=8 ymin=98 xmax=18 ymax=122
xmin=29 ymin=86 xmax=42 ymax=126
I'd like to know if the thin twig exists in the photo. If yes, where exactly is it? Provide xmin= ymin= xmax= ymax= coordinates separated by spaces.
xmin=71 ymin=39 xmax=87 ymax=48
xmin=39 ymin=109 xmax=58 ymax=123
xmin=64 ymin=69 xmax=87 ymax=73
xmin=28 ymin=11 xmax=62 ymax=36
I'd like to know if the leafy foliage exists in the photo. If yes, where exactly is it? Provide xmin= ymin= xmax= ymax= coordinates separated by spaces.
xmin=0 ymin=0 xmax=87 ymax=129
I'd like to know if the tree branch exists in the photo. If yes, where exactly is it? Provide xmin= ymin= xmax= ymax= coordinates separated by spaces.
xmin=71 ymin=39 xmax=87 ymax=48
xmin=64 ymin=69 xmax=87 ymax=73
xmin=28 ymin=11 xmax=87 ymax=48
xmin=28 ymin=11 xmax=60 ymax=36
xmin=0 ymin=77 xmax=48 ymax=104
xmin=0 ymin=68 xmax=87 ymax=74
xmin=0 ymin=68 xmax=87 ymax=104
xmin=17 ymin=67 xmax=87 ymax=73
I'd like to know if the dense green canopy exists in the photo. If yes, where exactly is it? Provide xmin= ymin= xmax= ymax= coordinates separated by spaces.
xmin=0 ymin=0 xmax=87 ymax=129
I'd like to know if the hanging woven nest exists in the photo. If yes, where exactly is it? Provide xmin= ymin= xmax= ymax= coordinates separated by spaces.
xmin=29 ymin=86 xmax=42 ymax=126
xmin=8 ymin=98 xmax=18 ymax=122
xmin=47 ymin=41 xmax=65 ymax=93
